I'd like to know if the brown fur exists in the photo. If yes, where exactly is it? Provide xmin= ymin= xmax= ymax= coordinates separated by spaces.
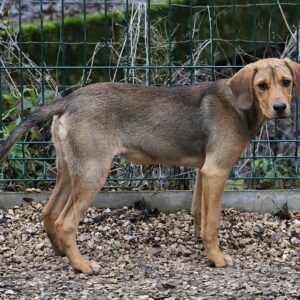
xmin=0 ymin=58 xmax=299 ymax=273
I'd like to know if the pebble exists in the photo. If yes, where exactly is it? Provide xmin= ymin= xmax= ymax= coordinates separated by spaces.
xmin=0 ymin=202 xmax=299 ymax=299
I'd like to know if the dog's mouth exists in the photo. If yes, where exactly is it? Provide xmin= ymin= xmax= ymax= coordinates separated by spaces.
xmin=267 ymin=111 xmax=291 ymax=120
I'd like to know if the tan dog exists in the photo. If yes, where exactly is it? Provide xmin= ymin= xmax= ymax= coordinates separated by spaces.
xmin=0 ymin=58 xmax=299 ymax=273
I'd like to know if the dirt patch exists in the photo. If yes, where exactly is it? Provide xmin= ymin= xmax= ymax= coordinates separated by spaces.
xmin=0 ymin=202 xmax=299 ymax=299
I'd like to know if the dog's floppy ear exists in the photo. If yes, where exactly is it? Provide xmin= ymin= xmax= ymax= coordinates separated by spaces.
xmin=228 ymin=64 xmax=257 ymax=110
xmin=284 ymin=58 xmax=300 ymax=100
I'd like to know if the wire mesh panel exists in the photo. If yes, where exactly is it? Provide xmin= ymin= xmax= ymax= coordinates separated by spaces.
xmin=0 ymin=0 xmax=300 ymax=191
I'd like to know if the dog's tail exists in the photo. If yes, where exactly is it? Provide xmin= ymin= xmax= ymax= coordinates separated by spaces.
xmin=0 ymin=99 xmax=67 ymax=161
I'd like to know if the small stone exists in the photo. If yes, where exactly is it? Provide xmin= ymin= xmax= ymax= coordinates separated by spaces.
xmin=35 ymin=242 xmax=44 ymax=250
xmin=16 ymin=246 xmax=26 ymax=256
xmin=87 ymin=240 xmax=95 ymax=249
xmin=282 ymin=254 xmax=288 ymax=260
xmin=123 ymin=235 xmax=134 ymax=241
xmin=113 ymin=240 xmax=122 ymax=248
xmin=290 ymin=237 xmax=300 ymax=245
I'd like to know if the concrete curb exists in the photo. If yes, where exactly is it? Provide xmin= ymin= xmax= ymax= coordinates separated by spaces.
xmin=0 ymin=190 xmax=299 ymax=213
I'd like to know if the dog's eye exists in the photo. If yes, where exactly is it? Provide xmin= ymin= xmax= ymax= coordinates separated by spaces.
xmin=257 ymin=82 xmax=268 ymax=91
xmin=282 ymin=79 xmax=291 ymax=87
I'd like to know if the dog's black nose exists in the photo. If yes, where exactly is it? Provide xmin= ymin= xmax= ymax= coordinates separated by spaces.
xmin=273 ymin=102 xmax=287 ymax=113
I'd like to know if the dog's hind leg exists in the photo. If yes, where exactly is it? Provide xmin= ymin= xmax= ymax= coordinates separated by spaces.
xmin=42 ymin=116 xmax=71 ymax=256
xmin=191 ymin=168 xmax=203 ymax=235
xmin=42 ymin=166 xmax=71 ymax=256
xmin=54 ymin=150 xmax=112 ymax=274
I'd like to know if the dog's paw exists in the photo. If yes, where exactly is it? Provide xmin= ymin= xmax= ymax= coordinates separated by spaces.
xmin=208 ymin=251 xmax=233 ymax=268
xmin=72 ymin=259 xmax=100 ymax=274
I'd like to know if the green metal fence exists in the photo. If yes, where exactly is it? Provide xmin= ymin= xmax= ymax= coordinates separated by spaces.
xmin=0 ymin=0 xmax=300 ymax=191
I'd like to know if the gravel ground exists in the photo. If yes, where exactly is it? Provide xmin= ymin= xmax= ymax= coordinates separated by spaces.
xmin=0 ymin=202 xmax=300 ymax=300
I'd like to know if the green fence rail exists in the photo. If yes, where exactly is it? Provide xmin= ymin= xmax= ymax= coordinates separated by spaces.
xmin=0 ymin=0 xmax=300 ymax=191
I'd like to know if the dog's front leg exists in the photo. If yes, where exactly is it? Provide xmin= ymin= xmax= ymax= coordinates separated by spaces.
xmin=191 ymin=168 xmax=202 ymax=235
xmin=200 ymin=157 xmax=233 ymax=267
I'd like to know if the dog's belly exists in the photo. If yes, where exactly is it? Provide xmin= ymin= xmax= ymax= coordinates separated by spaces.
xmin=121 ymin=149 xmax=205 ymax=167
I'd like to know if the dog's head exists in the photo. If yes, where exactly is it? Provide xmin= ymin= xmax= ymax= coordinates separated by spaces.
xmin=228 ymin=58 xmax=300 ymax=120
